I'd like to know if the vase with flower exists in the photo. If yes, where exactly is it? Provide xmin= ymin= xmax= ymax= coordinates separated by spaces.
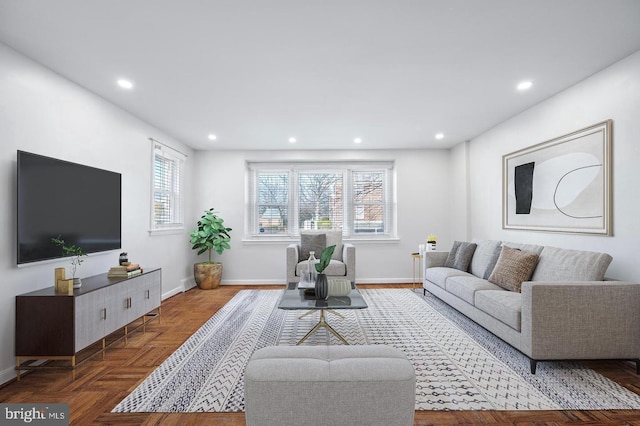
xmin=314 ymin=245 xmax=336 ymax=299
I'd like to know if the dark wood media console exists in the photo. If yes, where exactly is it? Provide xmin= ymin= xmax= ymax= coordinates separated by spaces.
xmin=15 ymin=268 xmax=162 ymax=379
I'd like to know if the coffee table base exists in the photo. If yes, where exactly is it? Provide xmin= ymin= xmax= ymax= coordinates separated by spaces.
xmin=297 ymin=309 xmax=349 ymax=345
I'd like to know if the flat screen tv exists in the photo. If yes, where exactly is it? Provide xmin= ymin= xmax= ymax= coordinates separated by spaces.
xmin=17 ymin=150 xmax=122 ymax=265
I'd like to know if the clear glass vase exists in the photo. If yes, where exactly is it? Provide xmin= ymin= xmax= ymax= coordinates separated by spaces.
xmin=308 ymin=251 xmax=317 ymax=284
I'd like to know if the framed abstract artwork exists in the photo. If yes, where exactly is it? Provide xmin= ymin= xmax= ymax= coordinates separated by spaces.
xmin=502 ymin=120 xmax=612 ymax=235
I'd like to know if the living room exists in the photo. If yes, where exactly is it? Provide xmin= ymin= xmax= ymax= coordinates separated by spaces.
xmin=1 ymin=1 xmax=640 ymax=424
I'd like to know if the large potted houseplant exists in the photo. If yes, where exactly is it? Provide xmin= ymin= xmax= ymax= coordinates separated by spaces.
xmin=189 ymin=208 xmax=232 ymax=289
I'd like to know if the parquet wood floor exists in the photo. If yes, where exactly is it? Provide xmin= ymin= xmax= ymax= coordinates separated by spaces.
xmin=1 ymin=284 xmax=639 ymax=425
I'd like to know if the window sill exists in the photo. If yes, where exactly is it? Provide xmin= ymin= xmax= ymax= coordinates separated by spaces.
xmin=242 ymin=236 xmax=399 ymax=244
xmin=149 ymin=227 xmax=185 ymax=237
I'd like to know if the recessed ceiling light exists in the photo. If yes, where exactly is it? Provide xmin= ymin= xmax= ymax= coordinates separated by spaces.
xmin=517 ymin=81 xmax=533 ymax=91
xmin=117 ymin=79 xmax=133 ymax=89
xmin=435 ymin=133 xmax=444 ymax=140
xmin=208 ymin=134 xmax=217 ymax=141
xmin=288 ymin=137 xmax=297 ymax=144
xmin=354 ymin=138 xmax=362 ymax=144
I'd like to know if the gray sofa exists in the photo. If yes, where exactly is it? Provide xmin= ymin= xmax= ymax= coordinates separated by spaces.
xmin=422 ymin=239 xmax=640 ymax=373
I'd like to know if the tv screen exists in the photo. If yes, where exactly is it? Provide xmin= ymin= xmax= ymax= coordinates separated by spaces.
xmin=17 ymin=150 xmax=122 ymax=264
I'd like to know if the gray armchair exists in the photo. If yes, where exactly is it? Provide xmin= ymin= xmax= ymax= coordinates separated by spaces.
xmin=286 ymin=231 xmax=355 ymax=284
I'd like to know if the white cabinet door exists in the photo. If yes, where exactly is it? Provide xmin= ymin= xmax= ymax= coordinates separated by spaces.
xmin=127 ymin=277 xmax=150 ymax=322
xmin=104 ymin=280 xmax=130 ymax=335
xmin=143 ymin=269 xmax=162 ymax=312
xmin=75 ymin=289 xmax=105 ymax=351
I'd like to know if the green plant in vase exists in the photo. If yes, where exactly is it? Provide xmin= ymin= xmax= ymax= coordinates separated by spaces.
xmin=52 ymin=235 xmax=87 ymax=288
xmin=314 ymin=245 xmax=335 ymax=299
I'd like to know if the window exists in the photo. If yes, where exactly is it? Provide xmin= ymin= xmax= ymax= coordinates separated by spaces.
xmin=150 ymin=139 xmax=185 ymax=233
xmin=352 ymin=171 xmax=385 ymax=234
xmin=248 ymin=162 xmax=394 ymax=238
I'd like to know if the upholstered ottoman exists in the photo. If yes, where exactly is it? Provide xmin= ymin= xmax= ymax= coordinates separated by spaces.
xmin=244 ymin=345 xmax=416 ymax=426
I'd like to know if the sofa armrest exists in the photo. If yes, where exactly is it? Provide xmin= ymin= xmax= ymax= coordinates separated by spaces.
xmin=520 ymin=281 xmax=640 ymax=360
xmin=422 ymin=251 xmax=448 ymax=272
xmin=343 ymin=243 xmax=355 ymax=283
xmin=286 ymin=244 xmax=300 ymax=282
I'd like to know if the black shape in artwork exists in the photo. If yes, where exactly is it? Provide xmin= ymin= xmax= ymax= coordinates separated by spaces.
xmin=514 ymin=162 xmax=535 ymax=214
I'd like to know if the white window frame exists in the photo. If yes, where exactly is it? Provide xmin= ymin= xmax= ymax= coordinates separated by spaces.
xmin=149 ymin=139 xmax=186 ymax=235
xmin=247 ymin=161 xmax=396 ymax=239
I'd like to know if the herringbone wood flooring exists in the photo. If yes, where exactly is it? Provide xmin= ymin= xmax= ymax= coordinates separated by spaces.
xmin=2 ymin=284 xmax=640 ymax=425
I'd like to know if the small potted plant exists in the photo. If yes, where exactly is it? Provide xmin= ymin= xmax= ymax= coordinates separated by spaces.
xmin=189 ymin=208 xmax=232 ymax=289
xmin=426 ymin=234 xmax=437 ymax=251
xmin=52 ymin=235 xmax=87 ymax=288
xmin=314 ymin=245 xmax=336 ymax=299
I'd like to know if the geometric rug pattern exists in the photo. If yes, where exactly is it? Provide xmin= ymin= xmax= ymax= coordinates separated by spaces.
xmin=113 ymin=289 xmax=640 ymax=412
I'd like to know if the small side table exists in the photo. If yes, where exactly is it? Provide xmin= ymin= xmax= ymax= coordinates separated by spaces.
xmin=411 ymin=253 xmax=423 ymax=291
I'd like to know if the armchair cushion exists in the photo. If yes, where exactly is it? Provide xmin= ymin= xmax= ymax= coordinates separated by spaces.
xmin=296 ymin=259 xmax=346 ymax=277
xmin=324 ymin=231 xmax=343 ymax=261
xmin=300 ymin=233 xmax=326 ymax=261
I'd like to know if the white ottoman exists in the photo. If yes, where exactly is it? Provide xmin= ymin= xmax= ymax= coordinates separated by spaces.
xmin=244 ymin=345 xmax=416 ymax=426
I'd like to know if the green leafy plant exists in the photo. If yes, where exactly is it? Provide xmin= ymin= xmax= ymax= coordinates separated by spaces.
xmin=51 ymin=235 xmax=86 ymax=278
xmin=315 ymin=245 xmax=336 ymax=273
xmin=189 ymin=208 xmax=232 ymax=263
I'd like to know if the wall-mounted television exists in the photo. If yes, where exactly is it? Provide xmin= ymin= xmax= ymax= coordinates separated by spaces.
xmin=17 ymin=150 xmax=122 ymax=265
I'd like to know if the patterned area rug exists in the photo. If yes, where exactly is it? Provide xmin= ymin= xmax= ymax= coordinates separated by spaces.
xmin=113 ymin=289 xmax=640 ymax=412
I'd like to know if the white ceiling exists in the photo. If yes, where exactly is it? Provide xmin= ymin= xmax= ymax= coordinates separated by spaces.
xmin=1 ymin=0 xmax=640 ymax=151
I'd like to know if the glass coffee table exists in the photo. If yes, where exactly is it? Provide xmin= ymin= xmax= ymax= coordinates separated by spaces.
xmin=279 ymin=283 xmax=368 ymax=345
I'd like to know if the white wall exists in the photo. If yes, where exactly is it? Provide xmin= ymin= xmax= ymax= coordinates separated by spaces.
xmin=0 ymin=43 xmax=195 ymax=384
xmin=449 ymin=140 xmax=470 ymax=242
xmin=462 ymin=49 xmax=640 ymax=282
xmin=191 ymin=149 xmax=452 ymax=284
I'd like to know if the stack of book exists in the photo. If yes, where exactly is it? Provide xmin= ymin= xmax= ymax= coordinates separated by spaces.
xmin=108 ymin=262 xmax=142 ymax=278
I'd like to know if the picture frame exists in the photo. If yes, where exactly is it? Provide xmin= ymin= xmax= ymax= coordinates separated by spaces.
xmin=502 ymin=120 xmax=612 ymax=235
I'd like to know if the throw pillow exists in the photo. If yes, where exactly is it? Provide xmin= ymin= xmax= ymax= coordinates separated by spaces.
xmin=300 ymin=233 xmax=326 ymax=261
xmin=444 ymin=241 xmax=477 ymax=272
xmin=488 ymin=246 xmax=539 ymax=292
xmin=482 ymin=244 xmax=503 ymax=280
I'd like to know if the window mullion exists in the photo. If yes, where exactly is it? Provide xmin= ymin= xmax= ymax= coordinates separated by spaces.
xmin=290 ymin=169 xmax=299 ymax=236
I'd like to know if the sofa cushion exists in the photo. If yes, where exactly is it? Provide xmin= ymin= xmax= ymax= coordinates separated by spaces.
xmin=425 ymin=267 xmax=471 ymax=289
xmin=488 ymin=246 xmax=539 ymax=292
xmin=474 ymin=290 xmax=522 ymax=331
xmin=445 ymin=275 xmax=504 ymax=305
xmin=444 ymin=241 xmax=477 ymax=271
xmin=300 ymin=233 xmax=326 ymax=261
xmin=470 ymin=239 xmax=503 ymax=279
xmin=531 ymin=246 xmax=612 ymax=282
xmin=502 ymin=241 xmax=544 ymax=255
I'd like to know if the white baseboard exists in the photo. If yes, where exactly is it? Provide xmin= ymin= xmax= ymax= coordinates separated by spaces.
xmin=162 ymin=277 xmax=196 ymax=300
xmin=0 ymin=365 xmax=18 ymax=386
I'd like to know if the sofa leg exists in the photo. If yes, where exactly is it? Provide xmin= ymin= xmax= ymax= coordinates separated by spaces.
xmin=423 ymin=289 xmax=426 ymax=296
xmin=530 ymin=359 xmax=537 ymax=374
xmin=635 ymin=359 xmax=640 ymax=375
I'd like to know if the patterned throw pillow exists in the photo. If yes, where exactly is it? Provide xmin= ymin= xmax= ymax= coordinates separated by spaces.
xmin=444 ymin=241 xmax=478 ymax=272
xmin=300 ymin=233 xmax=326 ymax=261
xmin=488 ymin=246 xmax=539 ymax=292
